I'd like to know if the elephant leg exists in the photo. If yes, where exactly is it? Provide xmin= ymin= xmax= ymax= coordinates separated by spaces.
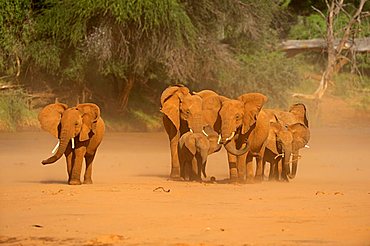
xmin=195 ymin=155 xmax=203 ymax=182
xmin=255 ymin=155 xmax=264 ymax=182
xmin=169 ymin=133 xmax=181 ymax=178
xmin=289 ymin=150 xmax=299 ymax=179
xmin=237 ymin=153 xmax=247 ymax=182
xmin=277 ymin=158 xmax=283 ymax=181
xmin=64 ymin=148 xmax=73 ymax=182
xmin=190 ymin=157 xmax=198 ymax=181
xmin=245 ymin=154 xmax=254 ymax=183
xmin=179 ymin=149 xmax=185 ymax=179
xmin=227 ymin=152 xmax=238 ymax=182
xmin=255 ymin=145 xmax=266 ymax=182
xmin=69 ymin=147 xmax=86 ymax=185
xmin=268 ymin=160 xmax=274 ymax=180
xmin=262 ymin=160 xmax=268 ymax=180
xmin=269 ymin=160 xmax=279 ymax=181
xmin=163 ymin=116 xmax=181 ymax=179
xmin=83 ymin=152 xmax=96 ymax=184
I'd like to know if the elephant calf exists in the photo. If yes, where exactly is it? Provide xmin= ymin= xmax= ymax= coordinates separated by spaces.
xmin=39 ymin=103 xmax=105 ymax=185
xmin=178 ymin=126 xmax=222 ymax=181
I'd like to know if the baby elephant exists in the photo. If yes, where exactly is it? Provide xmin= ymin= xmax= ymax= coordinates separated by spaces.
xmin=178 ymin=126 xmax=222 ymax=181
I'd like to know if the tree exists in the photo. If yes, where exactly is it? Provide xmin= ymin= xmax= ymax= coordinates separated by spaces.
xmin=0 ymin=0 xmax=33 ymax=80
xmin=292 ymin=0 xmax=370 ymax=112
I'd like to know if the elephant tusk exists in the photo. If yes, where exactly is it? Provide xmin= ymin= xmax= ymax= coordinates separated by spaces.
xmin=71 ymin=137 xmax=75 ymax=149
xmin=51 ymin=140 xmax=60 ymax=154
xmin=202 ymin=129 xmax=209 ymax=137
xmin=217 ymin=135 xmax=222 ymax=144
xmin=189 ymin=129 xmax=194 ymax=133
xmin=225 ymin=131 xmax=235 ymax=142
xmin=287 ymin=155 xmax=302 ymax=164
xmin=274 ymin=153 xmax=285 ymax=159
xmin=305 ymin=144 xmax=310 ymax=149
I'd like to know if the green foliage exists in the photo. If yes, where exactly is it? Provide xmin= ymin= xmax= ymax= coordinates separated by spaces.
xmin=218 ymin=51 xmax=302 ymax=108
xmin=288 ymin=6 xmax=370 ymax=40
xmin=332 ymin=73 xmax=370 ymax=111
xmin=289 ymin=14 xmax=326 ymax=39
xmin=2 ymin=0 xmax=368 ymax=131
xmin=26 ymin=40 xmax=61 ymax=73
xmin=0 ymin=0 xmax=33 ymax=75
xmin=0 ymin=84 xmax=37 ymax=131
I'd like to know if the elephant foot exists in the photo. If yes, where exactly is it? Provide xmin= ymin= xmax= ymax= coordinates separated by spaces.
xmin=254 ymin=175 xmax=263 ymax=183
xmin=69 ymin=179 xmax=82 ymax=185
xmin=170 ymin=167 xmax=181 ymax=179
xmin=170 ymin=176 xmax=184 ymax=181
xmin=228 ymin=176 xmax=238 ymax=183
xmin=83 ymin=179 xmax=93 ymax=184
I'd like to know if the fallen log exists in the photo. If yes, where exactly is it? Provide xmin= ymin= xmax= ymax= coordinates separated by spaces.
xmin=281 ymin=37 xmax=370 ymax=55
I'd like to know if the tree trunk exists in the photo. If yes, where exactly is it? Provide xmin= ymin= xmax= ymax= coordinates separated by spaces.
xmin=119 ymin=74 xmax=134 ymax=111
xmin=292 ymin=0 xmax=368 ymax=124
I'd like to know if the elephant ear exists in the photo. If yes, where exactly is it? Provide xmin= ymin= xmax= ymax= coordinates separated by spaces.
xmin=266 ymin=120 xmax=283 ymax=154
xmin=160 ymin=85 xmax=190 ymax=130
xmin=38 ymin=103 xmax=68 ymax=138
xmin=77 ymin=103 xmax=101 ymax=141
xmin=238 ymin=93 xmax=268 ymax=134
xmin=288 ymin=123 xmax=310 ymax=151
xmin=289 ymin=103 xmax=309 ymax=127
xmin=184 ymin=134 xmax=197 ymax=155
xmin=202 ymin=95 xmax=226 ymax=129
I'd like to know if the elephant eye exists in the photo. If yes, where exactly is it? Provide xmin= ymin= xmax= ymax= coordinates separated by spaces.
xmin=186 ymin=109 xmax=190 ymax=114
xmin=236 ymin=114 xmax=241 ymax=120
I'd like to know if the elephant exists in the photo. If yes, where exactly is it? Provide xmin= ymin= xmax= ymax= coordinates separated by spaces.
xmin=263 ymin=119 xmax=304 ymax=181
xmin=178 ymin=125 xmax=222 ymax=181
xmin=200 ymin=92 xmax=270 ymax=182
xmin=264 ymin=103 xmax=310 ymax=180
xmin=160 ymin=85 xmax=214 ymax=179
xmin=38 ymin=103 xmax=105 ymax=185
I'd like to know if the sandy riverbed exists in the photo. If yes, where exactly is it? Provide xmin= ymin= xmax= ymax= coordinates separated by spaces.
xmin=0 ymin=127 xmax=369 ymax=245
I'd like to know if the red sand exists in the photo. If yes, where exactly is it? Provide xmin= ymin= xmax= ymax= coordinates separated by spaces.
xmin=1 ymin=127 xmax=370 ymax=245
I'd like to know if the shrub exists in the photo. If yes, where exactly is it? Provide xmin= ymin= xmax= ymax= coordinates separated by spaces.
xmin=0 ymin=85 xmax=38 ymax=131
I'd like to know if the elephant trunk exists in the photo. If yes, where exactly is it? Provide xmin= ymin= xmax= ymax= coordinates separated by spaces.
xmin=282 ymin=150 xmax=292 ymax=181
xmin=224 ymin=138 xmax=249 ymax=156
xmin=42 ymin=128 xmax=72 ymax=165
xmin=288 ymin=150 xmax=299 ymax=179
xmin=188 ymin=114 xmax=204 ymax=133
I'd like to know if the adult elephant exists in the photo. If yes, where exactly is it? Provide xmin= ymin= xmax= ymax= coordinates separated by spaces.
xmin=39 ymin=103 xmax=105 ymax=185
xmin=160 ymin=85 xmax=213 ymax=178
xmin=201 ymin=93 xmax=270 ymax=182
xmin=264 ymin=103 xmax=310 ymax=180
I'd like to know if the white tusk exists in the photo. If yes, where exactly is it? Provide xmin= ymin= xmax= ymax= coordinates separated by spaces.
xmin=51 ymin=140 xmax=60 ymax=154
xmin=189 ymin=129 xmax=194 ymax=133
xmin=225 ymin=131 xmax=235 ymax=142
xmin=217 ymin=135 xmax=222 ymax=144
xmin=305 ymin=144 xmax=310 ymax=149
xmin=274 ymin=153 xmax=285 ymax=159
xmin=202 ymin=129 xmax=209 ymax=137
xmin=71 ymin=137 xmax=75 ymax=149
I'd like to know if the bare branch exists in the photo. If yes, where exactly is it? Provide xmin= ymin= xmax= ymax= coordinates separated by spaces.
xmin=336 ymin=0 xmax=367 ymax=54
xmin=312 ymin=6 xmax=326 ymax=19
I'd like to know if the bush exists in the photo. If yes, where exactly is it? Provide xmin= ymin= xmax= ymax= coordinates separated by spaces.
xmin=218 ymin=51 xmax=302 ymax=108
xmin=332 ymin=73 xmax=370 ymax=111
xmin=0 ymin=85 xmax=38 ymax=131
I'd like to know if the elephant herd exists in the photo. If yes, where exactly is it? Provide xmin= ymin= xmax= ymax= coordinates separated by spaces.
xmin=161 ymin=85 xmax=310 ymax=183
xmin=37 ymin=84 xmax=309 ymax=185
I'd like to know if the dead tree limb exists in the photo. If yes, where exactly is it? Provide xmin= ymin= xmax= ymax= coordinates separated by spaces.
xmin=292 ymin=0 xmax=369 ymax=103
